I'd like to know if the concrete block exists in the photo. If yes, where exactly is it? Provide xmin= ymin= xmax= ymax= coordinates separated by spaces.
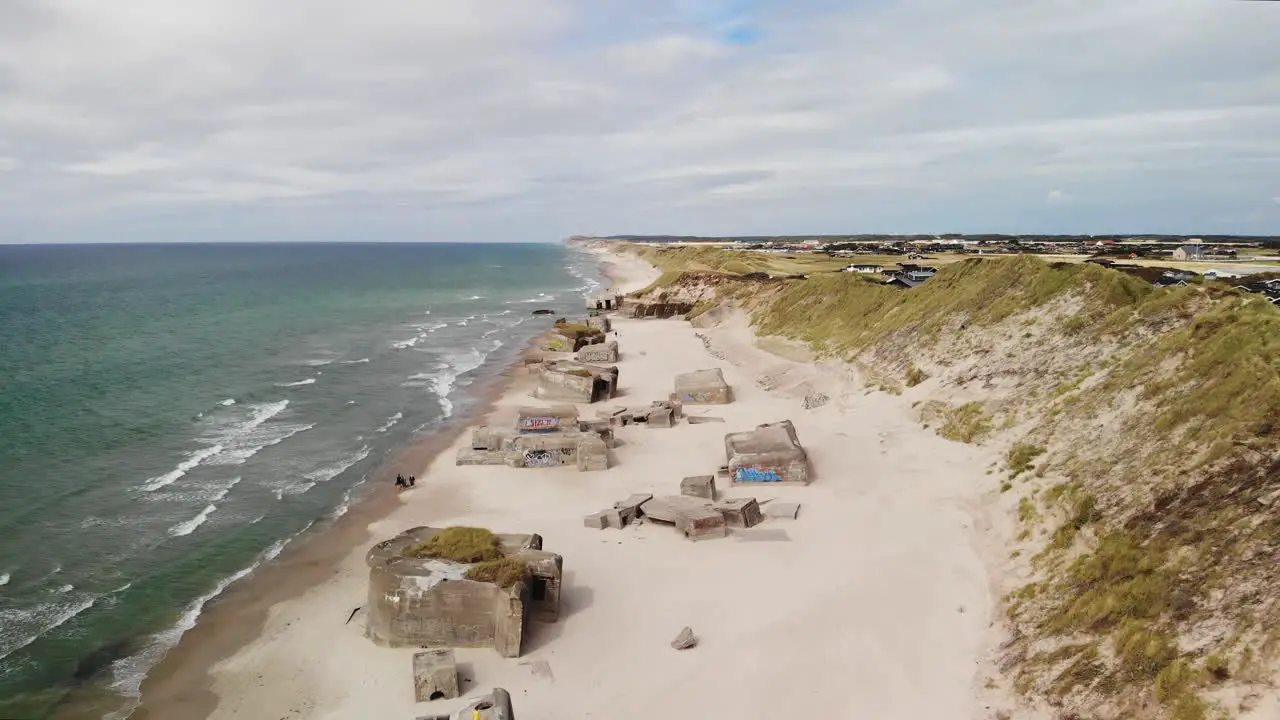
xmin=583 ymin=512 xmax=607 ymax=529
xmin=680 ymin=475 xmax=716 ymax=500
xmin=647 ymin=408 xmax=674 ymax=428
xmin=614 ymin=493 xmax=653 ymax=517
xmin=413 ymin=648 xmax=460 ymax=702
xmin=677 ymin=508 xmax=727 ymax=541
xmin=603 ymin=508 xmax=627 ymax=529
xmin=764 ymin=502 xmax=801 ymax=520
xmin=713 ymin=497 xmax=763 ymax=528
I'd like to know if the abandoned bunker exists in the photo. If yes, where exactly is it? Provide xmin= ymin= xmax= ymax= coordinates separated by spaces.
xmin=365 ymin=526 xmax=562 ymax=658
xmin=724 ymin=420 xmax=810 ymax=485
xmin=673 ymin=368 xmax=732 ymax=405
xmin=532 ymin=361 xmax=619 ymax=404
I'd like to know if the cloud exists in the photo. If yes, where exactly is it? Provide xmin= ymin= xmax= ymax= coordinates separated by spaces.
xmin=1 ymin=0 xmax=1279 ymax=242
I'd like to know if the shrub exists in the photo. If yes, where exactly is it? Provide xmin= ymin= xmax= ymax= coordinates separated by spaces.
xmin=940 ymin=402 xmax=993 ymax=444
xmin=1007 ymin=443 xmax=1046 ymax=476
xmin=906 ymin=365 xmax=930 ymax=387
xmin=404 ymin=527 xmax=503 ymax=562
xmin=464 ymin=557 xmax=529 ymax=588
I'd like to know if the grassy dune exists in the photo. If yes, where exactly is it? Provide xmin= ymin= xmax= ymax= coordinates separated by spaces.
xmin=616 ymin=242 xmax=1280 ymax=719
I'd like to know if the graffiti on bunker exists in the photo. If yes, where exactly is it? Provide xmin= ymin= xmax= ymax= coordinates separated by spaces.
xmin=734 ymin=466 xmax=782 ymax=483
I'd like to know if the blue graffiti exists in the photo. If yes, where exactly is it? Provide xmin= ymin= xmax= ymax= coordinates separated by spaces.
xmin=734 ymin=466 xmax=782 ymax=483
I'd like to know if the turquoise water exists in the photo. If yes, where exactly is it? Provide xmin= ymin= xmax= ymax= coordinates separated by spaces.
xmin=0 ymin=242 xmax=599 ymax=718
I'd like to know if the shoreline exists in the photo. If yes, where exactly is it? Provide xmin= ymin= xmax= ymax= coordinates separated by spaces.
xmin=131 ymin=244 xmax=1004 ymax=719
xmin=127 ymin=248 xmax=626 ymax=720
xmin=128 ymin=357 xmax=532 ymax=720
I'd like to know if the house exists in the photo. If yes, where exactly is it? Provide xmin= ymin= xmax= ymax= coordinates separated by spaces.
xmin=1204 ymin=269 xmax=1242 ymax=280
xmin=897 ymin=264 xmax=938 ymax=275
xmin=843 ymin=263 xmax=884 ymax=274
xmin=1172 ymin=244 xmax=1206 ymax=261
xmin=886 ymin=272 xmax=935 ymax=289
xmin=1154 ymin=270 xmax=1196 ymax=287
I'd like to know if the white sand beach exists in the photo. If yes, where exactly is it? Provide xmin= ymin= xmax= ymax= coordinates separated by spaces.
xmin=181 ymin=248 xmax=1012 ymax=720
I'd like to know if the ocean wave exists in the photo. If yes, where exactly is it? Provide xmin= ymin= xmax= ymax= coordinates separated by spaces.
xmin=0 ymin=593 xmax=99 ymax=662
xmin=107 ymin=535 xmax=296 ymax=708
xmin=304 ymin=446 xmax=371 ymax=485
xmin=165 ymin=477 xmax=240 ymax=537
xmin=205 ymin=422 xmax=314 ymax=466
xmin=140 ymin=444 xmax=225 ymax=492
xmin=169 ymin=506 xmax=216 ymax=536
xmin=275 ymin=377 xmax=316 ymax=388
xmin=391 ymin=336 xmax=421 ymax=349
xmin=467 ymin=295 xmax=485 ymax=300
xmin=414 ymin=322 xmax=447 ymax=333
xmin=55 ymin=584 xmax=73 ymax=594
xmin=219 ymin=398 xmax=236 ymax=406
xmin=341 ymin=358 xmax=371 ymax=364
xmin=506 ymin=292 xmax=556 ymax=304
xmin=376 ymin=412 xmax=403 ymax=433
xmin=0 ymin=573 xmax=9 ymax=587
xmin=300 ymin=359 xmax=334 ymax=367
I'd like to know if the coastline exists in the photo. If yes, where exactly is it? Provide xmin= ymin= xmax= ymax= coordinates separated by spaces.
xmin=127 ymin=358 xmax=531 ymax=720
xmin=127 ymin=245 xmax=642 ymax=720
xmin=131 ymin=244 xmax=1007 ymax=719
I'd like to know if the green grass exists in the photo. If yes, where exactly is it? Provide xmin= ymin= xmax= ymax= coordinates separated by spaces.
xmin=464 ymin=557 xmax=529 ymax=587
xmin=404 ymin=527 xmax=503 ymax=563
xmin=1007 ymin=443 xmax=1046 ymax=476
xmin=939 ymin=402 xmax=993 ymax=444
xmin=612 ymin=242 xmax=1280 ymax=717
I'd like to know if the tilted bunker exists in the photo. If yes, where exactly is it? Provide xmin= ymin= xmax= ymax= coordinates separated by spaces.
xmin=673 ymin=368 xmax=733 ymax=405
xmin=365 ymin=527 xmax=562 ymax=658
xmin=575 ymin=340 xmax=619 ymax=364
xmin=724 ymin=420 xmax=810 ymax=485
xmin=533 ymin=361 xmax=619 ymax=404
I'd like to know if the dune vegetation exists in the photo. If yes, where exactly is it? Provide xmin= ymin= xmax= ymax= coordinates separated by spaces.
xmin=615 ymin=241 xmax=1280 ymax=719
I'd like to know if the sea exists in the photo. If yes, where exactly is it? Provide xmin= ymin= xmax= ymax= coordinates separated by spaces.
xmin=0 ymin=242 xmax=602 ymax=719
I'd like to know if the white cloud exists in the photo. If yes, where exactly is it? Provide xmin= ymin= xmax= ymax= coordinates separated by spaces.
xmin=0 ymin=0 xmax=1279 ymax=241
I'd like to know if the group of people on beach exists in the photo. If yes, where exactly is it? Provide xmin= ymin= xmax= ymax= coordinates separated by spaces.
xmin=394 ymin=473 xmax=415 ymax=489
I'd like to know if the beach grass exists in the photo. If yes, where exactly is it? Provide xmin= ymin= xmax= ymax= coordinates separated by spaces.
xmin=404 ymin=527 xmax=503 ymax=563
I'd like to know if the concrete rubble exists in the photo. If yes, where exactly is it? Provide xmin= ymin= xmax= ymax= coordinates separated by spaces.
xmin=672 ymin=368 xmax=733 ymax=405
xmin=680 ymin=475 xmax=717 ymax=500
xmin=712 ymin=497 xmax=763 ymax=528
xmin=724 ymin=420 xmax=811 ymax=485
xmin=416 ymin=688 xmax=515 ymax=720
xmin=638 ymin=495 xmax=728 ymax=541
xmin=585 ymin=493 xmax=653 ymax=530
xmin=364 ymin=527 xmax=562 ymax=658
xmin=413 ymin=648 xmax=460 ymax=702
xmin=671 ymin=626 xmax=697 ymax=650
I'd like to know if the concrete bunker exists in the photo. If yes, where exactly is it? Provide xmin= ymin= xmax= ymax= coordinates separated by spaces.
xmin=533 ymin=361 xmax=619 ymax=404
xmin=673 ymin=368 xmax=733 ymax=405
xmin=575 ymin=340 xmax=618 ymax=364
xmin=724 ymin=420 xmax=810 ymax=485
xmin=516 ymin=405 xmax=579 ymax=434
xmin=418 ymin=687 xmax=516 ymax=720
xmin=365 ymin=527 xmax=562 ymax=659
xmin=588 ymin=294 xmax=625 ymax=312
xmin=517 ymin=432 xmax=608 ymax=471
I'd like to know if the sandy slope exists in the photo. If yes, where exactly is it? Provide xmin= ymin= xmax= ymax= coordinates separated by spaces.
xmin=197 ymin=250 xmax=1011 ymax=720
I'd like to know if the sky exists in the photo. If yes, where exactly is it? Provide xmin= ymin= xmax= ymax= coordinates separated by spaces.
xmin=1 ymin=0 xmax=1279 ymax=243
